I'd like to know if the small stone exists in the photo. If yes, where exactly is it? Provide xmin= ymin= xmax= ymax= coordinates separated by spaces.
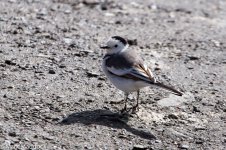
xmin=187 ymin=55 xmax=200 ymax=60
xmin=154 ymin=67 xmax=161 ymax=71
xmin=8 ymin=132 xmax=17 ymax=137
xmin=9 ymin=0 xmax=17 ymax=3
xmin=195 ymin=138 xmax=204 ymax=144
xmin=56 ymin=95 xmax=65 ymax=99
xmin=128 ymin=39 xmax=138 ymax=46
xmin=179 ymin=144 xmax=189 ymax=149
xmin=155 ymin=140 xmax=161 ymax=143
xmin=86 ymin=71 xmax=99 ymax=77
xmin=42 ymin=135 xmax=54 ymax=140
xmin=97 ymin=83 xmax=103 ymax=87
xmin=149 ymin=4 xmax=157 ymax=10
xmin=63 ymin=38 xmax=73 ymax=44
xmin=168 ymin=113 xmax=178 ymax=119
xmin=132 ymin=144 xmax=149 ymax=150
xmin=194 ymin=126 xmax=206 ymax=131
xmin=5 ymin=60 xmax=16 ymax=65
xmin=33 ymin=106 xmax=40 ymax=110
xmin=49 ymin=69 xmax=56 ymax=74
xmin=37 ymin=8 xmax=48 ymax=16
xmin=211 ymin=40 xmax=221 ymax=47
xmin=59 ymin=64 xmax=66 ymax=68
xmin=115 ymin=20 xmax=121 ymax=24
xmin=7 ymin=86 xmax=14 ymax=89
xmin=104 ymin=13 xmax=115 ymax=17
xmin=193 ymin=106 xmax=200 ymax=112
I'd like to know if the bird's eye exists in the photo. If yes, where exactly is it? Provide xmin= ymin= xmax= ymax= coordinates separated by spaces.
xmin=114 ymin=45 xmax=118 ymax=48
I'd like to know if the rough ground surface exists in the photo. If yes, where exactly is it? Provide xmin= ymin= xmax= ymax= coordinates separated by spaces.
xmin=0 ymin=0 xmax=226 ymax=149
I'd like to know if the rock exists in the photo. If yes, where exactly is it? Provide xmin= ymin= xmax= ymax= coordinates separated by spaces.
xmin=33 ymin=106 xmax=40 ymax=110
xmin=192 ymin=106 xmax=200 ymax=112
xmin=187 ymin=55 xmax=200 ymax=60
xmin=168 ymin=113 xmax=178 ymax=119
xmin=5 ymin=60 xmax=16 ymax=65
xmin=179 ymin=144 xmax=189 ymax=149
xmin=132 ymin=144 xmax=150 ymax=150
xmin=195 ymin=138 xmax=204 ymax=144
xmin=63 ymin=38 xmax=73 ymax=44
xmin=86 ymin=71 xmax=99 ymax=77
xmin=194 ymin=126 xmax=206 ymax=131
xmin=97 ymin=83 xmax=103 ymax=87
xmin=157 ymin=92 xmax=195 ymax=107
xmin=148 ymin=4 xmax=157 ymax=10
xmin=136 ymin=106 xmax=164 ymax=124
xmin=8 ymin=131 xmax=17 ymax=137
xmin=211 ymin=40 xmax=221 ymax=47
xmin=127 ymin=39 xmax=138 ymax=46
xmin=155 ymin=139 xmax=161 ymax=143
xmin=59 ymin=64 xmax=66 ymax=68
xmin=37 ymin=8 xmax=48 ymax=16
xmin=163 ymin=128 xmax=193 ymax=139
xmin=9 ymin=0 xmax=17 ymax=3
xmin=49 ymin=69 xmax=56 ymax=74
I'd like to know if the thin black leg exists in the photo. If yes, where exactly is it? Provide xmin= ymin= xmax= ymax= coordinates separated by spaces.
xmin=121 ymin=93 xmax=128 ymax=113
xmin=132 ymin=90 xmax=140 ymax=113
xmin=136 ymin=90 xmax=140 ymax=108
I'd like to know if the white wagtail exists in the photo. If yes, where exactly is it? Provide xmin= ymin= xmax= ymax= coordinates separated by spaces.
xmin=101 ymin=36 xmax=183 ymax=113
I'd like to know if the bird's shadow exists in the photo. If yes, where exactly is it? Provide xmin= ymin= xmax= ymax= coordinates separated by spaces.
xmin=59 ymin=109 xmax=156 ymax=140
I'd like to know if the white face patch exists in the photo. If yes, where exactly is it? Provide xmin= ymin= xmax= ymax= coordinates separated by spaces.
xmin=106 ymin=38 xmax=128 ymax=54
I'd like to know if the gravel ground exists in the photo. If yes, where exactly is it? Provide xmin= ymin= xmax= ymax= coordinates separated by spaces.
xmin=0 ymin=0 xmax=226 ymax=149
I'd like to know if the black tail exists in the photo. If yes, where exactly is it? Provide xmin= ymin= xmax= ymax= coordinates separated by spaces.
xmin=154 ymin=82 xmax=183 ymax=96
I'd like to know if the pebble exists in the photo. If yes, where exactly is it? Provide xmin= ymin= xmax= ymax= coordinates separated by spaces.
xmin=49 ymin=69 xmax=56 ymax=74
xmin=63 ymin=38 xmax=73 ymax=44
xmin=132 ymin=144 xmax=149 ymax=150
xmin=163 ymin=128 xmax=193 ymax=139
xmin=179 ymin=144 xmax=189 ymax=149
xmin=86 ymin=71 xmax=99 ymax=77
xmin=195 ymin=138 xmax=204 ymax=144
xmin=155 ymin=140 xmax=162 ymax=143
xmin=211 ymin=40 xmax=221 ymax=47
xmin=127 ymin=39 xmax=138 ymax=46
xmin=5 ymin=60 xmax=16 ymax=65
xmin=37 ymin=8 xmax=48 ymax=16
xmin=149 ymin=4 xmax=157 ymax=10
xmin=168 ymin=113 xmax=178 ymax=119
xmin=33 ymin=106 xmax=40 ymax=110
xmin=8 ymin=131 xmax=17 ymax=137
xmin=187 ymin=55 xmax=200 ymax=60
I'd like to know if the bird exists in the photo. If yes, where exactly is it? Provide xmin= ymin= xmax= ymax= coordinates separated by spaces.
xmin=100 ymin=36 xmax=183 ymax=113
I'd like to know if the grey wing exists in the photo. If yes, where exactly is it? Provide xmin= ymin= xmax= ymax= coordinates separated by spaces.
xmin=105 ymin=51 xmax=156 ymax=83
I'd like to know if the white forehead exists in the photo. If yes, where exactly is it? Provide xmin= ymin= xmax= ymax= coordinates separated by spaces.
xmin=106 ymin=38 xmax=123 ymax=46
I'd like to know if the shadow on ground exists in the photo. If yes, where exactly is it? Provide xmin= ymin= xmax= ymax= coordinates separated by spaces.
xmin=59 ymin=109 xmax=156 ymax=140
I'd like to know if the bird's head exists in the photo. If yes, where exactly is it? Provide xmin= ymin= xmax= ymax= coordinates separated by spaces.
xmin=100 ymin=36 xmax=128 ymax=54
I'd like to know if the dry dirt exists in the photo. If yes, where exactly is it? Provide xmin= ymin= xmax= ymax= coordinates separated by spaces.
xmin=0 ymin=0 xmax=226 ymax=149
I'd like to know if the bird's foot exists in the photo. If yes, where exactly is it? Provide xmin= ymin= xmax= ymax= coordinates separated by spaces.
xmin=131 ymin=105 xmax=139 ymax=114
xmin=120 ymin=107 xmax=128 ymax=114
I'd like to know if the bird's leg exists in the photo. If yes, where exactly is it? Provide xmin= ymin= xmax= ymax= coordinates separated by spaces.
xmin=120 ymin=93 xmax=128 ymax=113
xmin=132 ymin=90 xmax=140 ymax=113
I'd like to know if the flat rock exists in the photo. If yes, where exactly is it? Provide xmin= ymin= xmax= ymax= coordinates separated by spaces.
xmin=157 ymin=92 xmax=195 ymax=107
xmin=136 ymin=106 xmax=165 ymax=124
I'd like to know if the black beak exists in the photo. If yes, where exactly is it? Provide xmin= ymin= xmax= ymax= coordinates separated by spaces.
xmin=100 ymin=46 xmax=109 ymax=49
